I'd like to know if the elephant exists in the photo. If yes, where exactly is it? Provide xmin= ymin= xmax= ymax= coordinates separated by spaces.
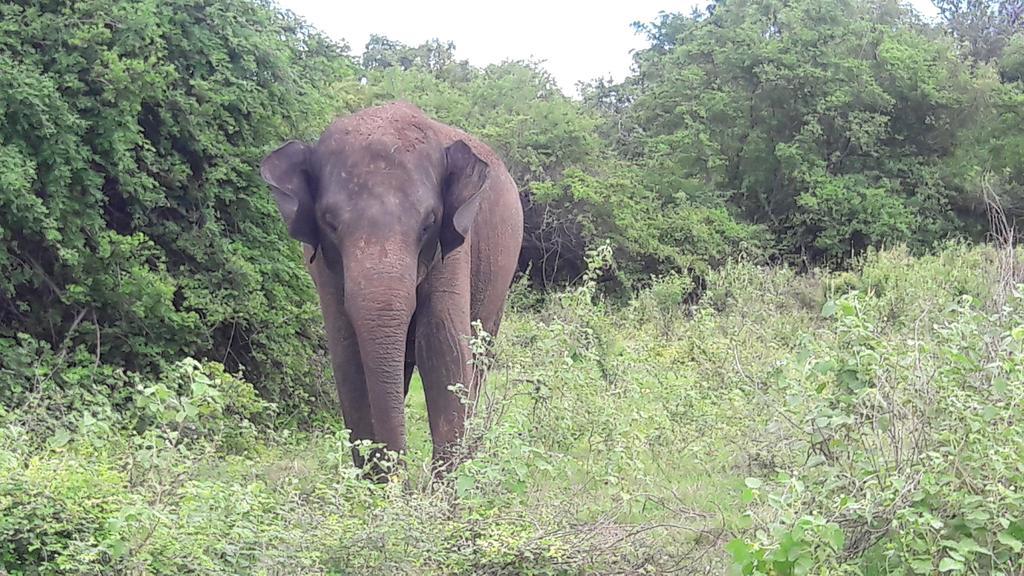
xmin=260 ymin=101 xmax=523 ymax=475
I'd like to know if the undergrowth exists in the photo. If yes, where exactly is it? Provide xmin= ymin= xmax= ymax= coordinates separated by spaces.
xmin=2 ymin=243 xmax=1022 ymax=574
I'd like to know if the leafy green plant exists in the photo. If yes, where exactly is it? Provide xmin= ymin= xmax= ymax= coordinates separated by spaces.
xmin=728 ymin=251 xmax=1024 ymax=574
xmin=0 ymin=0 xmax=357 ymax=416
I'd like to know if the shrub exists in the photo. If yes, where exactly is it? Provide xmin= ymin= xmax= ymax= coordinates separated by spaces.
xmin=0 ymin=0 xmax=358 ymax=414
xmin=729 ymin=250 xmax=1024 ymax=574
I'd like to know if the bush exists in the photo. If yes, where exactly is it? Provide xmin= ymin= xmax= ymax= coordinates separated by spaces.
xmin=531 ymin=166 xmax=765 ymax=289
xmin=609 ymin=0 xmax=999 ymax=264
xmin=0 ymin=452 xmax=129 ymax=575
xmin=728 ymin=248 xmax=1024 ymax=574
xmin=0 ymin=0 xmax=357 ymax=414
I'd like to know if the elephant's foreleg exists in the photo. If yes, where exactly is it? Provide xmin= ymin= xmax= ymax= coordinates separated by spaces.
xmin=415 ymin=256 xmax=474 ymax=469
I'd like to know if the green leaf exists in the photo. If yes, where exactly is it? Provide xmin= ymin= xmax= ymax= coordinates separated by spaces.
xmin=725 ymin=538 xmax=752 ymax=563
xmin=49 ymin=429 xmax=71 ymax=449
xmin=793 ymin=555 xmax=814 ymax=576
xmin=455 ymin=473 xmax=475 ymax=497
xmin=982 ymin=405 xmax=998 ymax=421
xmin=740 ymin=487 xmax=755 ymax=504
xmin=957 ymin=537 xmax=990 ymax=555
xmin=938 ymin=557 xmax=964 ymax=572
xmin=910 ymin=559 xmax=934 ymax=574
xmin=825 ymin=525 xmax=845 ymax=551
xmin=105 ymin=538 xmax=128 ymax=558
xmin=998 ymin=531 xmax=1023 ymax=552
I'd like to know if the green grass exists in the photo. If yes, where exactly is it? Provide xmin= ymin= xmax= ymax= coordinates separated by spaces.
xmin=402 ymin=371 xmax=435 ymax=479
xmin=3 ymin=244 xmax=1024 ymax=574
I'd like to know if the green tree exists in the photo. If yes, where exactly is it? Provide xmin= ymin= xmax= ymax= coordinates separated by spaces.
xmin=614 ymin=0 xmax=990 ymax=262
xmin=0 ymin=0 xmax=358 ymax=408
xmin=935 ymin=0 xmax=1024 ymax=62
xmin=362 ymin=35 xmax=475 ymax=83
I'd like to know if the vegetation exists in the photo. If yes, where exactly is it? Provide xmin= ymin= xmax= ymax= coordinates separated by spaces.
xmin=0 ymin=0 xmax=359 ymax=414
xmin=2 ymin=0 xmax=1024 ymax=573
xmin=4 ymin=243 xmax=1023 ymax=573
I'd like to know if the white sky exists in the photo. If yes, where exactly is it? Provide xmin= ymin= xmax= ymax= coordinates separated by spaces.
xmin=277 ymin=0 xmax=940 ymax=95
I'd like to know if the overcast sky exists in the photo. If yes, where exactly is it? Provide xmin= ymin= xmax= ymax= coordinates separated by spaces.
xmin=277 ymin=1 xmax=940 ymax=95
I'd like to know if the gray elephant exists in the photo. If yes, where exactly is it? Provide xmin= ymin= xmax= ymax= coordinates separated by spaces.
xmin=260 ymin=101 xmax=523 ymax=475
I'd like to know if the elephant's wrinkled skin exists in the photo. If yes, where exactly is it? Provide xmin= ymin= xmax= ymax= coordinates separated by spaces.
xmin=260 ymin=101 xmax=523 ymax=473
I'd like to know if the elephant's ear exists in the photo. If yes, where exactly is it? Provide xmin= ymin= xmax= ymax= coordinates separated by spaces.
xmin=260 ymin=140 xmax=319 ymax=249
xmin=440 ymin=140 xmax=489 ymax=258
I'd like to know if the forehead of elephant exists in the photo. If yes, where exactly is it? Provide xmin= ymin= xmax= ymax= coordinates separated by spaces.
xmin=315 ymin=145 xmax=439 ymax=227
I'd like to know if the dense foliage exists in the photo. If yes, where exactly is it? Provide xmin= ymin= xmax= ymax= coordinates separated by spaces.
xmin=4 ymin=0 xmax=1024 ymax=380
xmin=594 ymin=0 xmax=1024 ymax=262
xmin=0 ymin=0 xmax=362 ymax=410
xmin=3 ymin=0 xmax=1024 ymax=573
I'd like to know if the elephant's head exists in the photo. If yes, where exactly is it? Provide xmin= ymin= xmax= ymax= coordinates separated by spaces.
xmin=258 ymin=103 xmax=490 ymax=454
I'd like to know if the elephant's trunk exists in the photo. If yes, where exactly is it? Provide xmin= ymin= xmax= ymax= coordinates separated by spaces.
xmin=344 ymin=242 xmax=416 ymax=462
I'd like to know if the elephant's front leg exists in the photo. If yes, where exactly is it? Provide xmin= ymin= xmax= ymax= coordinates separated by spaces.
xmin=415 ymin=253 xmax=475 ymax=470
